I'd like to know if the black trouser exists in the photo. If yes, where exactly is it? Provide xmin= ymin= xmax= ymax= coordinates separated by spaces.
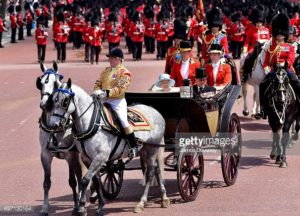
xmin=157 ymin=41 xmax=167 ymax=59
xmin=91 ymin=45 xmax=100 ymax=63
xmin=167 ymin=36 xmax=173 ymax=50
xmin=189 ymin=37 xmax=194 ymax=48
xmin=26 ymin=23 xmax=32 ymax=36
xmin=85 ymin=42 xmax=90 ymax=61
xmin=73 ymin=31 xmax=82 ymax=49
xmin=126 ymin=36 xmax=132 ymax=53
xmin=11 ymin=27 xmax=16 ymax=43
xmin=231 ymin=41 xmax=243 ymax=59
xmin=197 ymin=41 xmax=202 ymax=57
xmin=132 ymin=42 xmax=142 ymax=59
xmin=56 ymin=42 xmax=66 ymax=61
xmin=44 ymin=16 xmax=48 ymax=28
xmin=109 ymin=42 xmax=119 ymax=52
xmin=0 ymin=32 xmax=3 ymax=46
xmin=144 ymin=35 xmax=155 ymax=53
xmin=18 ymin=27 xmax=24 ymax=40
xmin=37 ymin=44 xmax=46 ymax=61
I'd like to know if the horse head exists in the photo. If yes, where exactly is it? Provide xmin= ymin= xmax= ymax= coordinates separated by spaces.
xmin=272 ymin=67 xmax=290 ymax=107
xmin=36 ymin=61 xmax=64 ymax=110
xmin=50 ymin=78 xmax=76 ymax=130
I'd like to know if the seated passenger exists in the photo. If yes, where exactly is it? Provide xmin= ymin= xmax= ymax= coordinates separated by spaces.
xmin=193 ymin=68 xmax=216 ymax=97
xmin=204 ymin=44 xmax=232 ymax=87
xmin=150 ymin=74 xmax=179 ymax=92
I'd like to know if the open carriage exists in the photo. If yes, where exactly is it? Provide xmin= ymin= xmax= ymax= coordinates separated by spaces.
xmin=98 ymin=84 xmax=242 ymax=202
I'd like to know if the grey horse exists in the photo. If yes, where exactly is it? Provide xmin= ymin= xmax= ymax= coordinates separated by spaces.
xmin=49 ymin=79 xmax=169 ymax=216
xmin=36 ymin=62 xmax=84 ymax=216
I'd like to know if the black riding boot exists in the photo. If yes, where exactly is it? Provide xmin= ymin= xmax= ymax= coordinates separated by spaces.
xmin=126 ymin=132 xmax=139 ymax=158
xmin=256 ymin=78 xmax=270 ymax=119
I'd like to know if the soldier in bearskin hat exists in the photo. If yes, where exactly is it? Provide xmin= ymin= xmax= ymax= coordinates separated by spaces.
xmin=82 ymin=13 xmax=92 ymax=62
xmin=41 ymin=0 xmax=50 ymax=28
xmin=201 ymin=8 xmax=229 ymax=64
xmin=257 ymin=13 xmax=300 ymax=119
xmin=155 ymin=11 xmax=169 ymax=60
xmin=143 ymin=7 xmax=155 ymax=54
xmin=89 ymin=16 xmax=103 ymax=64
xmin=229 ymin=12 xmax=245 ymax=59
xmin=0 ymin=14 xmax=8 ymax=48
xmin=16 ymin=5 xmax=25 ymax=40
xmin=35 ymin=16 xmax=48 ymax=63
xmin=24 ymin=2 xmax=33 ymax=37
xmin=130 ymin=11 xmax=144 ymax=61
xmin=107 ymin=12 xmax=123 ymax=52
xmin=71 ymin=5 xmax=84 ymax=49
xmin=8 ymin=4 xmax=17 ymax=43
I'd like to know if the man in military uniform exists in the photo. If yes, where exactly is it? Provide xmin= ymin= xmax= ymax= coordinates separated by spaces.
xmin=107 ymin=12 xmax=123 ymax=52
xmin=93 ymin=47 xmax=138 ymax=158
xmin=35 ymin=16 xmax=48 ymax=63
xmin=165 ymin=18 xmax=187 ymax=74
xmin=24 ymin=2 xmax=33 ymax=37
xmin=0 ymin=14 xmax=8 ymax=48
xmin=130 ymin=11 xmax=144 ymax=61
xmin=257 ymin=13 xmax=300 ymax=119
xmin=16 ymin=5 xmax=25 ymax=40
xmin=8 ymin=5 xmax=17 ymax=43
xmin=201 ymin=8 xmax=228 ymax=65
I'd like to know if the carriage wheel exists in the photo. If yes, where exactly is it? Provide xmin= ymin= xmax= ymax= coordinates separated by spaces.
xmin=100 ymin=160 xmax=124 ymax=200
xmin=221 ymin=113 xmax=242 ymax=186
xmin=177 ymin=151 xmax=204 ymax=202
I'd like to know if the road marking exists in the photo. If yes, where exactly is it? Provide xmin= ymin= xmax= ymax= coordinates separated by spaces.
xmin=0 ymin=157 xmax=39 ymax=170
xmin=19 ymin=81 xmax=25 ymax=84
xmin=18 ymin=113 xmax=34 ymax=125
xmin=209 ymin=155 xmax=221 ymax=165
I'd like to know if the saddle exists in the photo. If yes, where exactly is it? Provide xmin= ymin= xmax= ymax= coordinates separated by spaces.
xmin=102 ymin=103 xmax=152 ymax=134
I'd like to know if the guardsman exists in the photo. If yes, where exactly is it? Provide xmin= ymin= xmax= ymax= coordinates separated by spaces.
xmin=41 ymin=0 xmax=50 ymax=28
xmin=192 ymin=15 xmax=207 ymax=58
xmin=82 ymin=14 xmax=91 ymax=62
xmin=89 ymin=17 xmax=103 ymax=65
xmin=33 ymin=2 xmax=42 ymax=17
xmin=204 ymin=44 xmax=232 ymax=87
xmin=24 ymin=2 xmax=33 ymax=37
xmin=201 ymin=8 xmax=229 ymax=65
xmin=8 ymin=5 xmax=17 ymax=43
xmin=72 ymin=6 xmax=84 ymax=49
xmin=0 ymin=15 xmax=8 ymax=48
xmin=229 ymin=13 xmax=245 ymax=59
xmin=166 ymin=12 xmax=174 ymax=50
xmin=242 ymin=7 xmax=270 ymax=56
xmin=107 ymin=12 xmax=122 ymax=52
xmin=124 ymin=7 xmax=133 ymax=54
xmin=143 ymin=7 xmax=155 ymax=54
xmin=130 ymin=11 xmax=144 ymax=61
xmin=16 ymin=5 xmax=25 ymax=40
xmin=35 ymin=16 xmax=48 ymax=63
xmin=165 ymin=18 xmax=187 ymax=74
xmin=93 ymin=47 xmax=139 ymax=158
xmin=155 ymin=11 xmax=169 ymax=60
xmin=170 ymin=41 xmax=200 ymax=87
xmin=54 ymin=12 xmax=70 ymax=63
xmin=186 ymin=6 xmax=197 ymax=49
xmin=257 ymin=13 xmax=300 ymax=119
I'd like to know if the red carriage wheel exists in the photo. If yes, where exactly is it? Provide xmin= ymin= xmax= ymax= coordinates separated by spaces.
xmin=100 ymin=160 xmax=124 ymax=200
xmin=221 ymin=113 xmax=242 ymax=186
xmin=177 ymin=151 xmax=204 ymax=202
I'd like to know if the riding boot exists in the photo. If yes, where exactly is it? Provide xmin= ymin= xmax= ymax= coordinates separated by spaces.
xmin=126 ymin=132 xmax=139 ymax=158
xmin=256 ymin=77 xmax=270 ymax=119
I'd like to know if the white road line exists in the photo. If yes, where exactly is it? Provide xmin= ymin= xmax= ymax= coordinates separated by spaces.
xmin=18 ymin=113 xmax=34 ymax=125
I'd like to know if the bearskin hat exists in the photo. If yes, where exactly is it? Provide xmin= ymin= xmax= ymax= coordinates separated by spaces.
xmin=16 ymin=5 xmax=21 ymax=12
xmin=145 ymin=8 xmax=154 ymax=19
xmin=8 ymin=5 xmax=15 ymax=14
xmin=251 ymin=7 xmax=265 ymax=24
xmin=108 ymin=12 xmax=118 ymax=22
xmin=174 ymin=18 xmax=187 ymax=40
xmin=156 ymin=11 xmax=165 ymax=22
xmin=131 ymin=11 xmax=140 ymax=22
xmin=33 ymin=2 xmax=39 ymax=9
xmin=56 ymin=12 xmax=65 ymax=22
xmin=24 ymin=2 xmax=30 ymax=11
xmin=272 ymin=13 xmax=290 ymax=39
xmin=37 ymin=16 xmax=44 ymax=26
xmin=91 ymin=17 xmax=100 ymax=26
xmin=231 ymin=12 xmax=242 ymax=23
xmin=206 ymin=8 xmax=223 ymax=30
xmin=185 ymin=6 xmax=194 ymax=18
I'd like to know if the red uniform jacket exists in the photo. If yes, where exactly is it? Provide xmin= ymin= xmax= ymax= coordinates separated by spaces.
xmin=0 ymin=18 xmax=6 ymax=32
xmin=89 ymin=27 xmax=103 ymax=46
xmin=205 ymin=63 xmax=232 ymax=86
xmin=202 ymin=30 xmax=229 ymax=62
xmin=35 ymin=28 xmax=47 ymax=45
xmin=130 ymin=22 xmax=144 ymax=42
xmin=17 ymin=13 xmax=24 ymax=28
xmin=10 ymin=14 xmax=17 ymax=29
xmin=192 ymin=22 xmax=206 ymax=43
xmin=107 ymin=23 xmax=122 ymax=43
xmin=229 ymin=23 xmax=245 ymax=42
xmin=155 ymin=23 xmax=169 ymax=42
xmin=42 ymin=5 xmax=50 ymax=17
xmin=72 ymin=15 xmax=84 ymax=32
xmin=143 ymin=18 xmax=155 ymax=37
xmin=25 ymin=11 xmax=33 ymax=24
xmin=243 ymin=25 xmax=270 ymax=53
xmin=54 ymin=23 xmax=69 ymax=43
xmin=82 ymin=23 xmax=91 ymax=43
xmin=187 ymin=18 xmax=197 ymax=39
xmin=263 ymin=38 xmax=295 ymax=71
xmin=165 ymin=47 xmax=194 ymax=74
xmin=170 ymin=58 xmax=201 ymax=87
xmin=35 ymin=9 xmax=42 ymax=17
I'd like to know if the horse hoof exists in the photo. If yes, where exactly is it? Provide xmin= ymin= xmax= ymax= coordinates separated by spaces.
xmin=275 ymin=156 xmax=282 ymax=164
xmin=76 ymin=209 xmax=87 ymax=216
xmin=96 ymin=209 xmax=104 ymax=216
xmin=39 ymin=212 xmax=49 ymax=216
xmin=270 ymin=154 xmax=277 ymax=160
xmin=134 ymin=203 xmax=144 ymax=213
xmin=89 ymin=193 xmax=98 ymax=204
xmin=254 ymin=114 xmax=262 ymax=120
xmin=242 ymin=110 xmax=249 ymax=116
xmin=161 ymin=198 xmax=170 ymax=208
xmin=292 ymin=134 xmax=299 ymax=141
xmin=280 ymin=162 xmax=288 ymax=168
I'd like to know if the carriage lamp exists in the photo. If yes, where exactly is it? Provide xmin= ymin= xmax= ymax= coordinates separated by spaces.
xmin=180 ymin=79 xmax=193 ymax=98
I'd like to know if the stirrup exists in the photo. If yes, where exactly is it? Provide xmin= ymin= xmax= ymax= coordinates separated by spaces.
xmin=128 ymin=147 xmax=139 ymax=158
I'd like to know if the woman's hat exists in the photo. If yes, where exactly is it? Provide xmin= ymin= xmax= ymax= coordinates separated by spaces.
xmin=155 ymin=74 xmax=175 ymax=87
xmin=179 ymin=41 xmax=192 ymax=52
xmin=208 ymin=44 xmax=223 ymax=54
xmin=195 ymin=68 xmax=207 ymax=79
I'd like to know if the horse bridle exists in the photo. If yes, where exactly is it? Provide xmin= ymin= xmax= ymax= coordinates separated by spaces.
xmin=38 ymin=70 xmax=64 ymax=99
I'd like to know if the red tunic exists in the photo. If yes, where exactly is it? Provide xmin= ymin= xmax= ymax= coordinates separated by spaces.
xmin=25 ymin=11 xmax=33 ymax=24
xmin=170 ymin=58 xmax=201 ymax=87
xmin=72 ymin=16 xmax=84 ymax=32
xmin=0 ymin=18 xmax=6 ymax=32
xmin=89 ymin=27 xmax=103 ymax=46
xmin=243 ymin=25 xmax=270 ymax=53
xmin=229 ymin=23 xmax=245 ymax=42
xmin=35 ymin=9 xmax=42 ymax=17
xmin=155 ymin=23 xmax=168 ymax=42
xmin=205 ymin=63 xmax=232 ymax=86
xmin=192 ymin=22 xmax=207 ymax=43
xmin=263 ymin=38 xmax=296 ymax=71
xmin=107 ymin=23 xmax=122 ymax=43
xmin=130 ymin=22 xmax=144 ymax=42
xmin=10 ymin=14 xmax=17 ymax=29
xmin=143 ymin=18 xmax=155 ymax=37
xmin=42 ymin=5 xmax=50 ymax=17
xmin=82 ymin=23 xmax=91 ymax=43
xmin=35 ymin=28 xmax=47 ymax=45
xmin=54 ymin=23 xmax=70 ymax=43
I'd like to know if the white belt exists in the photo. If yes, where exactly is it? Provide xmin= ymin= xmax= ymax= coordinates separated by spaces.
xmin=37 ymin=36 xmax=45 ymax=38
xmin=57 ymin=33 xmax=64 ymax=35
xmin=147 ymin=28 xmax=154 ymax=30
xmin=109 ymin=33 xmax=117 ymax=36
xmin=158 ymin=32 xmax=165 ymax=35
xmin=133 ymin=32 xmax=141 ymax=35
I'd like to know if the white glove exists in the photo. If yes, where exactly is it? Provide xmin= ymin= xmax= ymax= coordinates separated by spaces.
xmin=264 ymin=66 xmax=271 ymax=75
xmin=92 ymin=90 xmax=107 ymax=99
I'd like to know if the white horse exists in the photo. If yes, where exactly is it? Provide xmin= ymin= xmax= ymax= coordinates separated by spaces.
xmin=241 ymin=41 xmax=270 ymax=117
xmin=49 ymin=79 xmax=169 ymax=216
xmin=36 ymin=62 xmax=84 ymax=216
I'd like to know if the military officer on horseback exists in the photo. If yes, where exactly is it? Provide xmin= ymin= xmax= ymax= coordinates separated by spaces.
xmin=257 ymin=13 xmax=300 ymax=120
xmin=93 ymin=47 xmax=138 ymax=158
